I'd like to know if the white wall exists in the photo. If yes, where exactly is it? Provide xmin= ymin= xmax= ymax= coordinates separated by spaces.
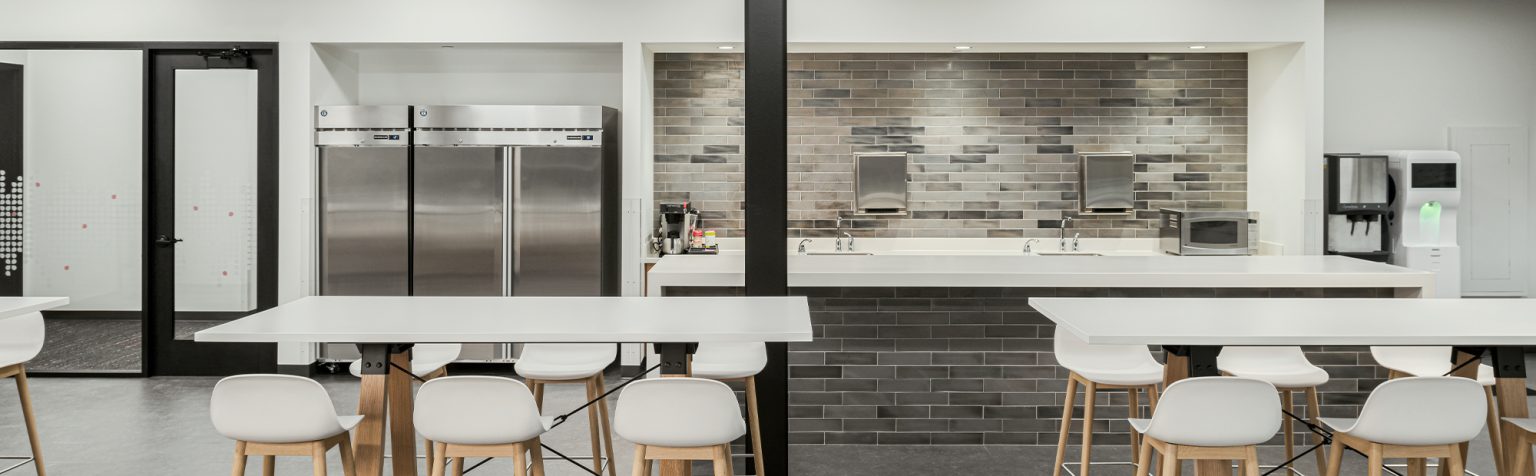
xmin=348 ymin=44 xmax=623 ymax=108
xmin=1326 ymin=0 xmax=1536 ymax=289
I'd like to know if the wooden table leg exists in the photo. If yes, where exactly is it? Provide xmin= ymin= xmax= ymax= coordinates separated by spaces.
xmin=388 ymin=349 xmax=419 ymax=476
xmin=1492 ymin=347 xmax=1533 ymax=476
xmin=355 ymin=364 xmax=389 ymax=476
xmin=656 ymin=343 xmax=695 ymax=476
xmin=1165 ymin=346 xmax=1230 ymax=476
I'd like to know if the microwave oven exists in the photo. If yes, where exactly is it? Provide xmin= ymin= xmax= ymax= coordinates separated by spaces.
xmin=1159 ymin=208 xmax=1258 ymax=256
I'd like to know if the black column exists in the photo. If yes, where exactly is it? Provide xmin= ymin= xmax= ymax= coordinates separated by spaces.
xmin=0 ymin=62 xmax=20 ymax=297
xmin=744 ymin=0 xmax=788 ymax=474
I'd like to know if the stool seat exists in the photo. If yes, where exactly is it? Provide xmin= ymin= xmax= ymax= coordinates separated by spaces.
xmin=0 ymin=343 xmax=38 ymax=368
xmin=614 ymin=378 xmax=745 ymax=448
xmin=689 ymin=342 xmax=768 ymax=380
xmin=1219 ymin=346 xmax=1330 ymax=388
xmin=211 ymin=374 xmax=362 ymax=444
xmin=0 ymin=312 xmax=45 ymax=368
xmin=416 ymin=376 xmax=549 ymax=446
xmin=1506 ymin=417 xmax=1536 ymax=434
xmin=516 ymin=343 xmax=615 ymax=381
xmin=1371 ymin=346 xmax=1496 ymax=386
xmin=348 ymin=343 xmax=460 ymax=378
xmin=1325 ymin=377 xmax=1485 ymax=446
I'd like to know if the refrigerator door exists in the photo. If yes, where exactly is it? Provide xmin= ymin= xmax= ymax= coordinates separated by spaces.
xmin=513 ymin=146 xmax=604 ymax=296
xmin=319 ymin=146 xmax=410 ymax=296
xmin=413 ymin=146 xmax=507 ymax=297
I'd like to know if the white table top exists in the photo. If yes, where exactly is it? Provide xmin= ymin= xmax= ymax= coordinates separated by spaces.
xmin=1033 ymin=298 xmax=1536 ymax=346
xmin=194 ymin=296 xmax=813 ymax=344
xmin=647 ymin=255 xmax=1434 ymax=295
xmin=0 ymin=297 xmax=69 ymax=319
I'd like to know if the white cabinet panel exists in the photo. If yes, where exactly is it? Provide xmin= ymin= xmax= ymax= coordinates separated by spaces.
xmin=1452 ymin=126 xmax=1530 ymax=296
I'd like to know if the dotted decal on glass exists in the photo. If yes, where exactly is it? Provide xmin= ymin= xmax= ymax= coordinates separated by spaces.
xmin=0 ymin=170 xmax=22 ymax=278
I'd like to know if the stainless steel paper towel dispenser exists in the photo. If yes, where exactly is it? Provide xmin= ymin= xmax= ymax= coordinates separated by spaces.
xmin=854 ymin=153 xmax=908 ymax=215
xmin=1079 ymin=152 xmax=1135 ymax=214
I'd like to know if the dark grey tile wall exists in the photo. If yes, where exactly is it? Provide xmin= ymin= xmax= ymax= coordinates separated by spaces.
xmin=667 ymin=286 xmax=1395 ymax=447
xmin=653 ymin=52 xmax=1249 ymax=238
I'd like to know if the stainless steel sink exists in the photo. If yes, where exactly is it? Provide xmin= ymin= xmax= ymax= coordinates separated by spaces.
xmin=804 ymin=252 xmax=876 ymax=256
xmin=1032 ymin=251 xmax=1104 ymax=256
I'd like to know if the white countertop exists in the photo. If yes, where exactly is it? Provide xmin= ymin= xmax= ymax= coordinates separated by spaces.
xmin=195 ymin=296 xmax=813 ymax=344
xmin=647 ymin=254 xmax=1434 ymax=295
xmin=1034 ymin=297 xmax=1536 ymax=346
xmin=0 ymin=297 xmax=69 ymax=319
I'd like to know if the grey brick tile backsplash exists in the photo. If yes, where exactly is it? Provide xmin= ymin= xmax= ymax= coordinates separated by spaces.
xmin=667 ymin=285 xmax=1391 ymax=446
xmin=654 ymin=52 xmax=1249 ymax=238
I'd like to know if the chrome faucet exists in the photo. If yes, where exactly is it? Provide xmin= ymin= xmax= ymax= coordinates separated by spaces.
xmin=842 ymin=232 xmax=855 ymax=252
xmin=798 ymin=239 xmax=812 ymax=255
xmin=1059 ymin=217 xmax=1075 ymax=251
xmin=835 ymin=216 xmax=847 ymax=252
xmin=1023 ymin=239 xmax=1039 ymax=254
xmin=1072 ymin=233 xmax=1081 ymax=252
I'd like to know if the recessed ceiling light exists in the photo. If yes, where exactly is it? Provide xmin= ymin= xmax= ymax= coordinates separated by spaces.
xmin=718 ymin=45 xmax=735 ymax=50
xmin=1188 ymin=45 xmax=1208 ymax=50
xmin=954 ymin=45 xmax=973 ymax=50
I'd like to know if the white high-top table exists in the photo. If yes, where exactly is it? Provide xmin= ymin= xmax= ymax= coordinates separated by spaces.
xmin=196 ymin=296 xmax=814 ymax=476
xmin=1033 ymin=297 xmax=1536 ymax=476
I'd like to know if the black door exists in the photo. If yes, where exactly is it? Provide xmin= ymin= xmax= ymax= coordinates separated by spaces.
xmin=146 ymin=48 xmax=278 ymax=376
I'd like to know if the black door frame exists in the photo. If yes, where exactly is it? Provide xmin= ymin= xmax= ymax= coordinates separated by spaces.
xmin=0 ymin=42 xmax=280 ymax=377
xmin=0 ymin=62 xmax=20 ymax=300
xmin=147 ymin=46 xmax=279 ymax=376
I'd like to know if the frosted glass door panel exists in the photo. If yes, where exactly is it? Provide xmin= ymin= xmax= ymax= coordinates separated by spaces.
xmin=173 ymin=69 xmax=258 ymax=312
xmin=19 ymin=50 xmax=144 ymax=311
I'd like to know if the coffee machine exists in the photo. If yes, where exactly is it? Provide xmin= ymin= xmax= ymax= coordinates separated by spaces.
xmin=656 ymin=202 xmax=698 ymax=256
xmin=1323 ymin=154 xmax=1392 ymax=262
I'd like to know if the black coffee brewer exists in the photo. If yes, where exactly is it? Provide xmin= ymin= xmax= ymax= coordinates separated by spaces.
xmin=656 ymin=202 xmax=698 ymax=256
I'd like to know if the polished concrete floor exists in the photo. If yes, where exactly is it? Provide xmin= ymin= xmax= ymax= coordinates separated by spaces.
xmin=0 ymin=373 xmax=1520 ymax=475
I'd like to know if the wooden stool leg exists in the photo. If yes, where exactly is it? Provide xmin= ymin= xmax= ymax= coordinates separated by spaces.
xmin=1325 ymin=438 xmax=1344 ymax=476
xmin=632 ymin=445 xmax=649 ymax=476
xmin=1307 ymin=387 xmax=1325 ymax=474
xmin=263 ymin=455 xmax=276 ymax=476
xmin=1367 ymin=443 xmax=1384 ymax=476
xmin=340 ymin=434 xmax=357 ymax=476
xmin=1446 ymin=444 xmax=1465 ymax=475
xmin=745 ymin=376 xmax=765 ymax=476
xmin=1408 ymin=458 xmax=1427 ymax=476
xmin=530 ymin=438 xmax=547 ymax=476
xmin=530 ymin=380 xmax=545 ymax=409
xmin=1053 ymin=376 xmax=1079 ymax=476
xmin=1134 ymin=437 xmax=1152 ymax=476
xmin=1281 ymin=389 xmax=1295 ymax=472
xmin=430 ymin=443 xmax=447 ymax=476
xmin=1128 ymin=387 xmax=1142 ymax=453
xmin=452 ymin=457 xmax=464 ymax=476
xmin=1160 ymin=445 xmax=1179 ymax=476
xmin=231 ymin=441 xmax=248 ymax=476
xmin=313 ymin=441 xmax=329 ymax=476
xmin=1244 ymin=446 xmax=1261 ymax=476
xmin=425 ymin=438 xmax=435 ymax=464
xmin=1486 ymin=386 xmax=1507 ymax=476
xmin=512 ymin=443 xmax=529 ymax=476
xmin=713 ymin=444 xmax=733 ymax=476
xmin=1080 ymin=380 xmax=1098 ymax=476
xmin=586 ymin=377 xmax=605 ymax=475
xmin=15 ymin=368 xmax=45 ymax=476
xmin=597 ymin=374 xmax=617 ymax=476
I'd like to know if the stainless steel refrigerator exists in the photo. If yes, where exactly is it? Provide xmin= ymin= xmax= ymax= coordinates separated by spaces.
xmin=316 ymin=105 xmax=620 ymax=363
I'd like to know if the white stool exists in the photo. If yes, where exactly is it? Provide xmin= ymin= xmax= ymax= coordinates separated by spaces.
xmin=1499 ymin=417 xmax=1536 ymax=473
xmin=613 ymin=378 xmax=746 ymax=476
xmin=210 ymin=374 xmax=363 ymax=476
xmin=516 ymin=343 xmax=617 ymax=476
xmin=1130 ymin=377 xmax=1282 ymax=476
xmin=0 ymin=312 xmax=45 ymax=476
xmin=1220 ymin=346 xmax=1330 ymax=473
xmin=1052 ymin=327 xmax=1165 ymax=476
xmin=348 ymin=343 xmax=461 ymax=465
xmin=1371 ymin=346 xmax=1504 ymax=474
xmin=1322 ymin=377 xmax=1486 ymax=476
xmin=416 ymin=376 xmax=549 ymax=476
xmin=689 ymin=342 xmax=768 ymax=476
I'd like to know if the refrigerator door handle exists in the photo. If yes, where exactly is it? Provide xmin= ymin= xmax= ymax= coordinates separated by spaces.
xmin=507 ymin=146 xmax=519 ymax=296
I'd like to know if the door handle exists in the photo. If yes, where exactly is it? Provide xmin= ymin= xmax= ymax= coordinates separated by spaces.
xmin=155 ymin=235 xmax=184 ymax=247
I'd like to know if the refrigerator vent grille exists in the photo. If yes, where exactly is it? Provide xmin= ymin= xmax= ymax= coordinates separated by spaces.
xmin=416 ymin=127 xmax=601 ymax=132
